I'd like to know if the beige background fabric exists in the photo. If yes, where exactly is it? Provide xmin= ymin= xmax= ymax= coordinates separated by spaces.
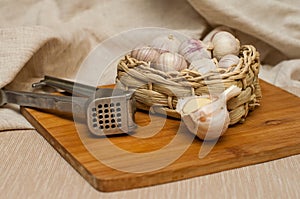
xmin=0 ymin=0 xmax=207 ymax=89
xmin=188 ymin=0 xmax=300 ymax=59
xmin=0 ymin=0 xmax=299 ymax=198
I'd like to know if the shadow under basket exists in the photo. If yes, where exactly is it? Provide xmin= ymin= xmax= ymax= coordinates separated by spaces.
xmin=116 ymin=45 xmax=262 ymax=125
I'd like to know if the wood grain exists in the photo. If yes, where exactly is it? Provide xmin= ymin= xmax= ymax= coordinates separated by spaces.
xmin=20 ymin=80 xmax=300 ymax=192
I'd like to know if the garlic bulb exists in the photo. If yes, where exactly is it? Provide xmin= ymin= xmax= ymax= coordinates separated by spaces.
xmin=153 ymin=52 xmax=187 ymax=72
xmin=189 ymin=58 xmax=216 ymax=75
xmin=202 ymin=26 xmax=233 ymax=44
xmin=151 ymin=34 xmax=181 ymax=53
xmin=176 ymin=85 xmax=242 ymax=140
xmin=218 ymin=54 xmax=240 ymax=69
xmin=211 ymin=31 xmax=240 ymax=60
xmin=179 ymin=39 xmax=212 ymax=63
xmin=131 ymin=46 xmax=160 ymax=63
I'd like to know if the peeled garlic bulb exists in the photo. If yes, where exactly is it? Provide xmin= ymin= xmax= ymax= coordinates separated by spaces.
xmin=179 ymin=39 xmax=211 ymax=63
xmin=151 ymin=34 xmax=181 ymax=53
xmin=212 ymin=31 xmax=240 ymax=60
xmin=153 ymin=52 xmax=187 ymax=72
xmin=189 ymin=58 xmax=216 ymax=75
xmin=176 ymin=85 xmax=242 ymax=140
xmin=218 ymin=54 xmax=240 ymax=68
xmin=131 ymin=46 xmax=160 ymax=63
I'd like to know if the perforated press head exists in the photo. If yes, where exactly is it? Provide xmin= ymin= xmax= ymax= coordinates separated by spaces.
xmin=31 ymin=76 xmax=136 ymax=136
xmin=86 ymin=89 xmax=136 ymax=136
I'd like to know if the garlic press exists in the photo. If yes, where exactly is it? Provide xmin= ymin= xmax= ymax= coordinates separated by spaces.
xmin=0 ymin=76 xmax=136 ymax=136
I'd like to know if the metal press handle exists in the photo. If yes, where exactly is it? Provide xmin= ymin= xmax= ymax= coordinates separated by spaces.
xmin=32 ymin=76 xmax=97 ymax=97
xmin=0 ymin=89 xmax=87 ymax=116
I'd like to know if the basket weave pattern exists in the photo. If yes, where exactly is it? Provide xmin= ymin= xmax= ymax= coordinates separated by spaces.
xmin=116 ymin=45 xmax=262 ymax=125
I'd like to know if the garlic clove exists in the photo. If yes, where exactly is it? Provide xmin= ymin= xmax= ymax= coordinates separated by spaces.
xmin=194 ymin=107 xmax=230 ymax=140
xmin=151 ymin=34 xmax=181 ymax=53
xmin=176 ymin=85 xmax=242 ymax=140
xmin=178 ymin=96 xmax=212 ymax=114
xmin=199 ymin=86 xmax=241 ymax=114
xmin=179 ymin=96 xmax=230 ymax=140
xmin=218 ymin=54 xmax=240 ymax=69
xmin=189 ymin=58 xmax=217 ymax=75
xmin=183 ymin=98 xmax=212 ymax=114
xmin=211 ymin=31 xmax=240 ymax=60
xmin=153 ymin=52 xmax=187 ymax=72
xmin=131 ymin=46 xmax=160 ymax=63
xmin=179 ymin=39 xmax=211 ymax=63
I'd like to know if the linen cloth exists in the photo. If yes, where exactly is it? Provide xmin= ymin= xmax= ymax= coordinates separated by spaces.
xmin=0 ymin=0 xmax=299 ymax=198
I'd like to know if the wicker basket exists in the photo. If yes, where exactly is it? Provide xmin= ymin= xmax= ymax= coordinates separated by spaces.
xmin=116 ymin=45 xmax=262 ymax=125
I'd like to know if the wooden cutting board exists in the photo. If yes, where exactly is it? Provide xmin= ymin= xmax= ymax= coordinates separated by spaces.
xmin=20 ymin=80 xmax=300 ymax=192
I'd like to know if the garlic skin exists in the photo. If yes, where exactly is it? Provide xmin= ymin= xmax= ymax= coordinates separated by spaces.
xmin=154 ymin=52 xmax=187 ymax=72
xmin=211 ymin=31 xmax=240 ymax=60
xmin=179 ymin=39 xmax=211 ymax=63
xmin=218 ymin=54 xmax=240 ymax=69
xmin=189 ymin=58 xmax=217 ymax=75
xmin=176 ymin=85 xmax=242 ymax=140
xmin=151 ymin=34 xmax=181 ymax=53
xmin=131 ymin=46 xmax=160 ymax=63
